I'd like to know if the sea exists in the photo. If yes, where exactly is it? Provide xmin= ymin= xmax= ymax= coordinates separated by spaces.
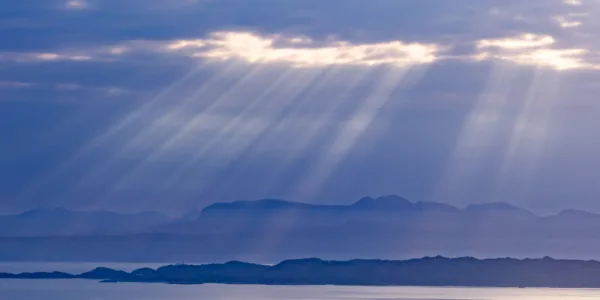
xmin=1 ymin=263 xmax=599 ymax=299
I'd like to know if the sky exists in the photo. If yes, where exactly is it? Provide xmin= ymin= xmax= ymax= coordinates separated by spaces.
xmin=1 ymin=0 xmax=600 ymax=214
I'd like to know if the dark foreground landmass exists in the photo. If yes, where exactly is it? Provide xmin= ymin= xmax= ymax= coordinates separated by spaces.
xmin=3 ymin=256 xmax=600 ymax=288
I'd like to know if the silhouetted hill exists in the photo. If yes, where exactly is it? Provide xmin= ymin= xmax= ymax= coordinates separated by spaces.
xmin=0 ymin=271 xmax=74 ymax=279
xmin=4 ymin=257 xmax=600 ymax=288
xmin=79 ymin=267 xmax=131 ymax=280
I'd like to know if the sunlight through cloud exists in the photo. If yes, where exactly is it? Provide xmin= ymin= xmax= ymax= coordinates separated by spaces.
xmin=166 ymin=32 xmax=442 ymax=68
xmin=554 ymin=15 xmax=583 ymax=28
xmin=65 ymin=0 xmax=88 ymax=10
xmin=475 ymin=34 xmax=590 ymax=70
xmin=36 ymin=52 xmax=92 ymax=61
xmin=0 ymin=52 xmax=94 ymax=62
xmin=563 ymin=0 xmax=582 ymax=6
xmin=477 ymin=34 xmax=556 ymax=50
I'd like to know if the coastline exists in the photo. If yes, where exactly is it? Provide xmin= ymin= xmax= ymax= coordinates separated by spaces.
xmin=3 ymin=256 xmax=600 ymax=288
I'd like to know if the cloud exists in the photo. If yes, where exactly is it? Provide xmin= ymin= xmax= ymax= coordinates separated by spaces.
xmin=563 ymin=0 xmax=582 ymax=6
xmin=1 ymin=0 xmax=599 ymax=109
xmin=8 ymin=29 xmax=594 ymax=72
xmin=0 ymin=80 xmax=35 ymax=89
xmin=474 ymin=33 xmax=593 ymax=70
xmin=477 ymin=34 xmax=556 ymax=50
xmin=164 ymin=32 xmax=442 ymax=67
xmin=1 ymin=31 xmax=442 ymax=68
xmin=36 ymin=52 xmax=92 ymax=61
xmin=4 ymin=0 xmax=599 ymax=64
xmin=0 ymin=52 xmax=94 ymax=63
xmin=56 ymin=83 xmax=129 ymax=95
xmin=65 ymin=0 xmax=89 ymax=10
xmin=0 ymin=80 xmax=128 ymax=97
xmin=0 ymin=42 xmax=137 ymax=63
xmin=554 ymin=15 xmax=583 ymax=28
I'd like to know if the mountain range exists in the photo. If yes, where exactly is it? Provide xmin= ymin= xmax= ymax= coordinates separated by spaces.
xmin=1 ymin=195 xmax=600 ymax=261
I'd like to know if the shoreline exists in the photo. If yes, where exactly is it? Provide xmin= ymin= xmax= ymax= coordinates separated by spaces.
xmin=1 ymin=278 xmax=599 ymax=290
xmin=3 ymin=256 xmax=600 ymax=288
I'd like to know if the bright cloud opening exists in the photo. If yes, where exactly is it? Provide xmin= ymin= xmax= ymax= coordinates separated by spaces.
xmin=0 ymin=81 xmax=35 ymax=89
xmin=554 ymin=16 xmax=583 ymax=28
xmin=35 ymin=53 xmax=92 ymax=61
xmin=0 ymin=51 xmax=103 ymax=63
xmin=108 ymin=47 xmax=129 ymax=55
xmin=65 ymin=0 xmax=88 ymax=10
xmin=477 ymin=34 xmax=556 ymax=50
xmin=165 ymin=32 xmax=441 ymax=67
xmin=563 ymin=0 xmax=582 ymax=6
xmin=475 ymin=34 xmax=591 ymax=70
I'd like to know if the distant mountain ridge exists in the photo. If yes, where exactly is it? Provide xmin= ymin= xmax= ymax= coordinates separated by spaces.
xmin=157 ymin=196 xmax=550 ymax=235
xmin=3 ymin=196 xmax=600 ymax=261
xmin=200 ymin=196 xmax=537 ymax=216
xmin=2 ymin=195 xmax=599 ymax=237
xmin=202 ymin=195 xmax=464 ymax=213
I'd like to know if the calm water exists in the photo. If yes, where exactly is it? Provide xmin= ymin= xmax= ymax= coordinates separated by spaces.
xmin=1 ymin=280 xmax=600 ymax=300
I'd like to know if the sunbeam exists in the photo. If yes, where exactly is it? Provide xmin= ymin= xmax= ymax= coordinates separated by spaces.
xmin=493 ymin=69 xmax=561 ymax=201
xmin=254 ymin=67 xmax=378 ymax=193
xmin=70 ymin=62 xmax=252 ymax=196
xmin=157 ymin=66 xmax=326 ymax=192
xmin=116 ymin=62 xmax=254 ymax=154
xmin=432 ymin=62 xmax=521 ymax=203
xmin=296 ymin=66 xmax=414 ymax=199
xmin=13 ymin=61 xmax=212 ymax=203
xmin=83 ymin=63 xmax=270 ymax=193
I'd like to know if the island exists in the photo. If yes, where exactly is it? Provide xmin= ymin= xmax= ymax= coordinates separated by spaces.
xmin=3 ymin=256 xmax=600 ymax=288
